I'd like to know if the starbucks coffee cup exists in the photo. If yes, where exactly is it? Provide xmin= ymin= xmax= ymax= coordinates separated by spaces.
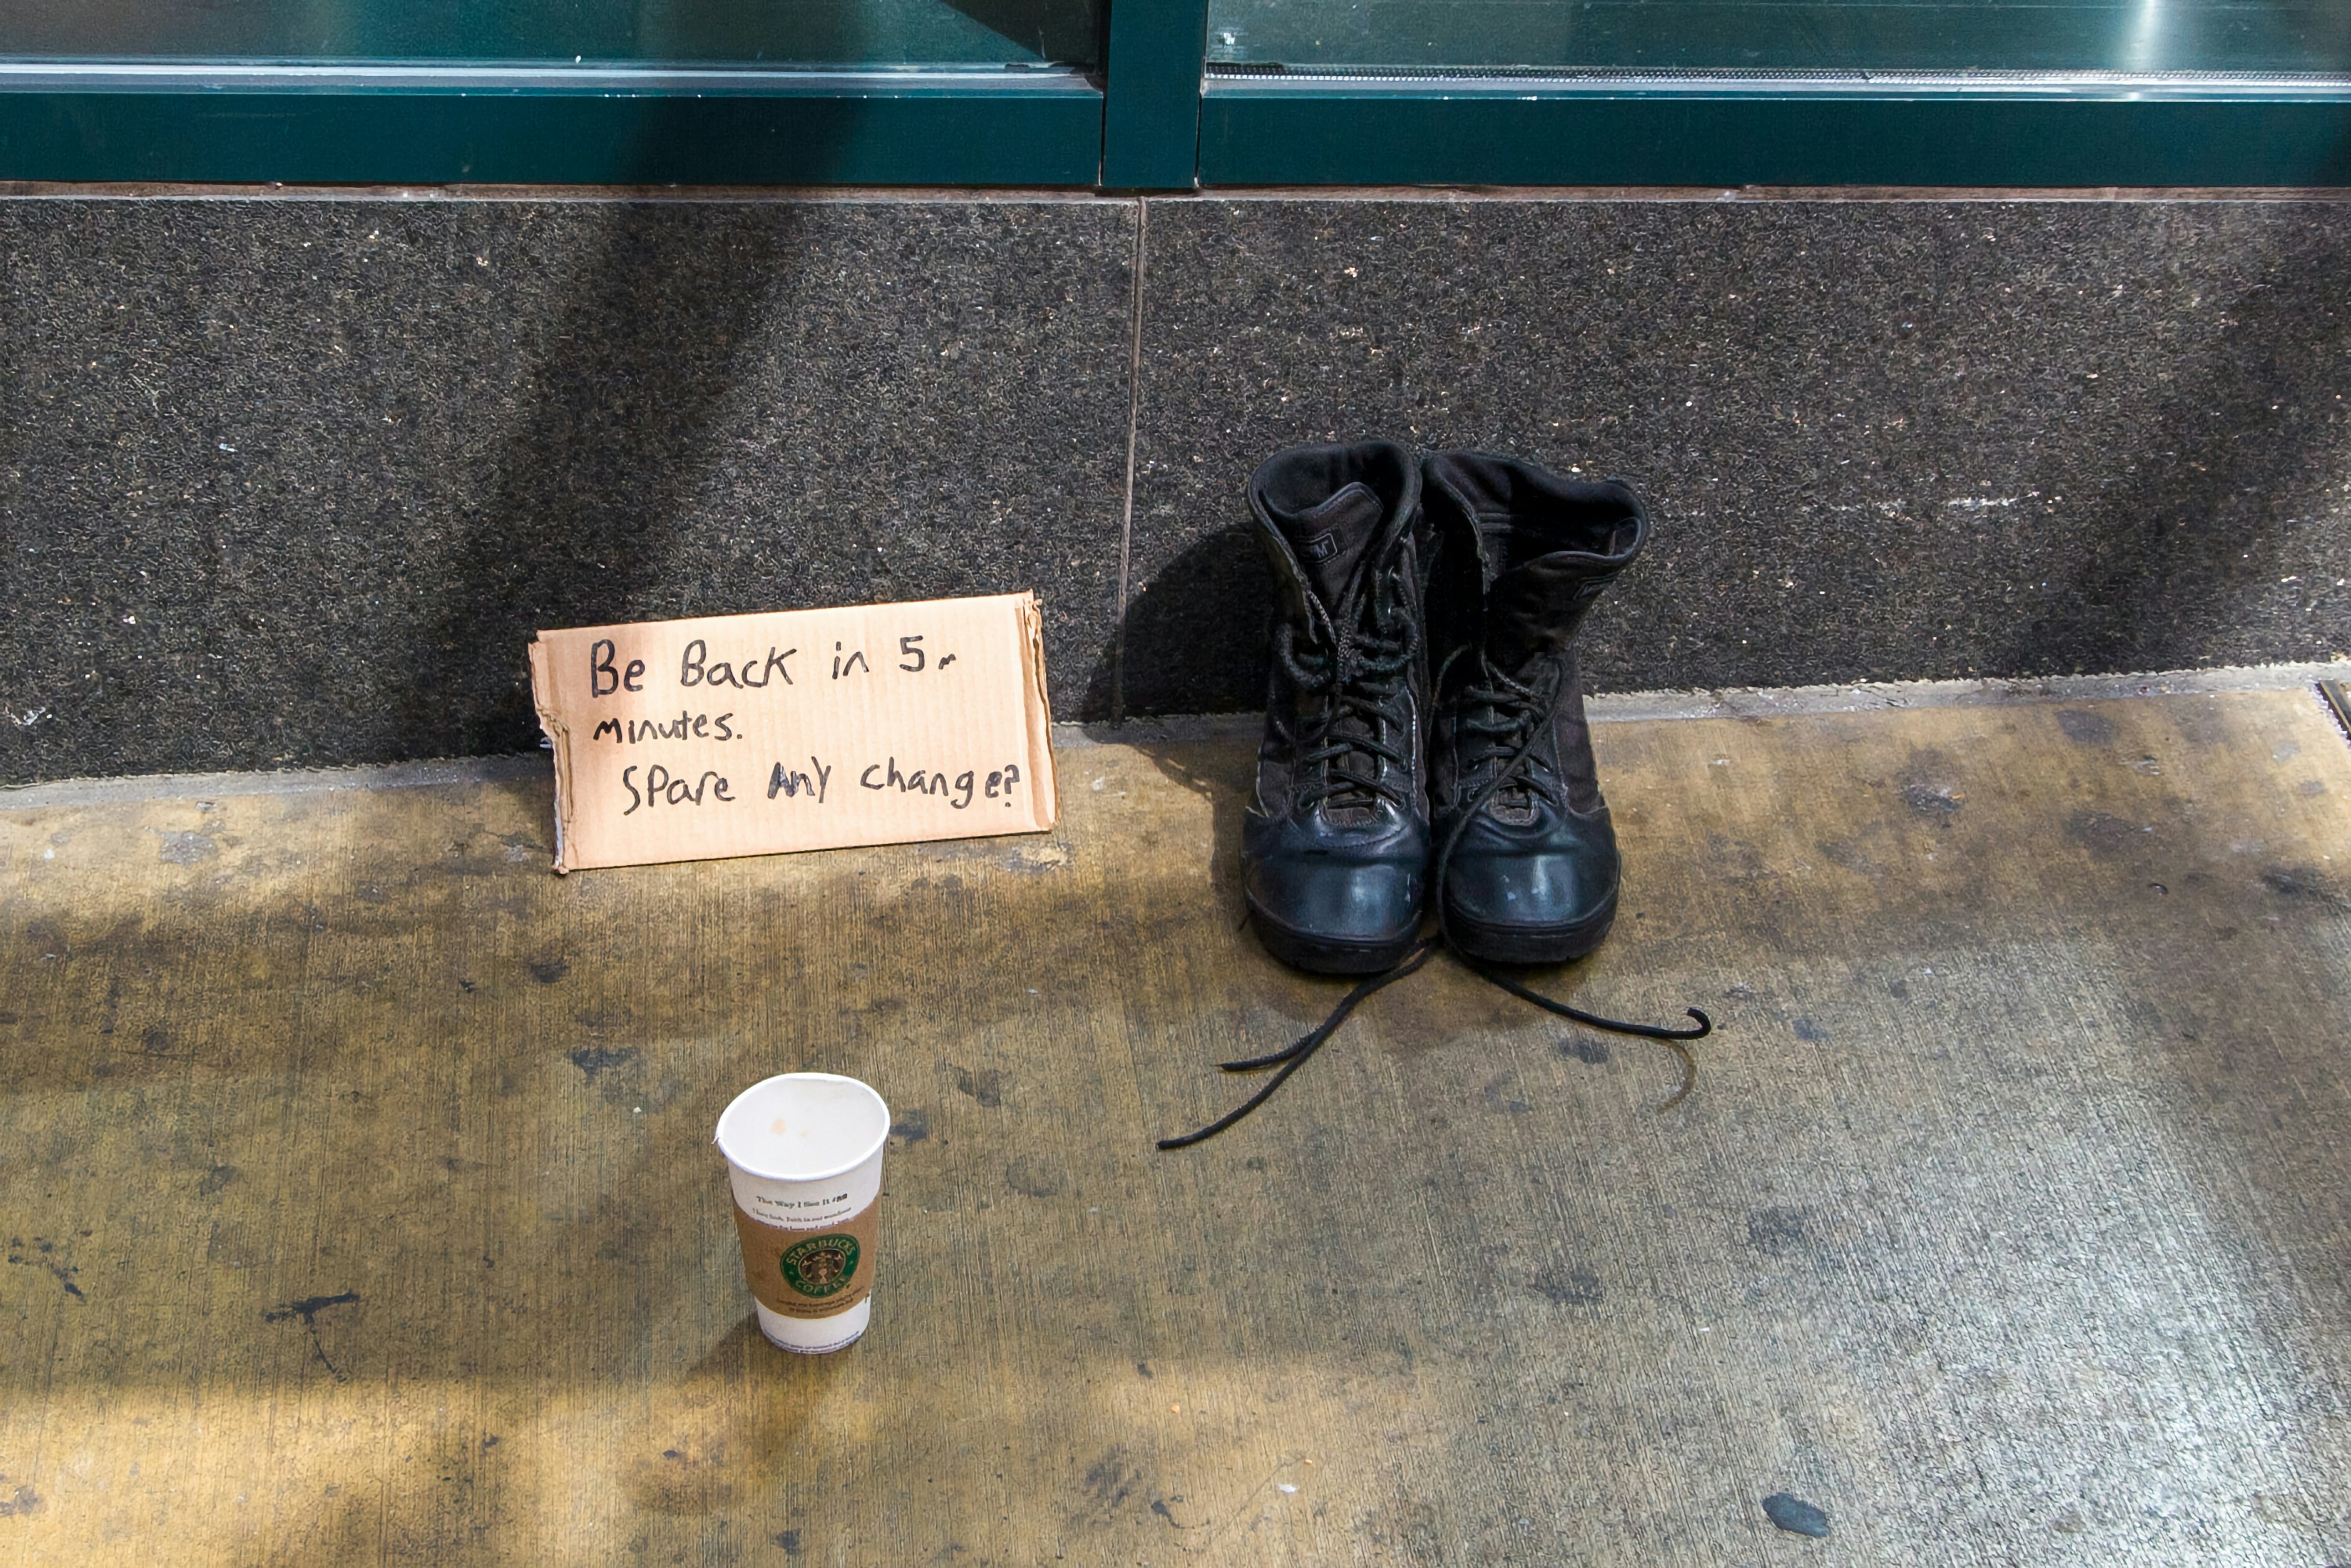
xmin=715 ymin=1073 xmax=890 ymax=1354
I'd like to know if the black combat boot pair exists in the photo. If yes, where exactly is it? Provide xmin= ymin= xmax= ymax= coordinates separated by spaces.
xmin=1240 ymin=440 xmax=1639 ymax=974
xmin=1159 ymin=441 xmax=1707 ymax=1150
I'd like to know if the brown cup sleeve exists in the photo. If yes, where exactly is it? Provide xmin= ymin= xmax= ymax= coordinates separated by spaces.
xmin=733 ymin=1197 xmax=881 ymax=1318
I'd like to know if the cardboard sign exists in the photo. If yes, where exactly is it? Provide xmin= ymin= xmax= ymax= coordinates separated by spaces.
xmin=528 ymin=592 xmax=1056 ymax=872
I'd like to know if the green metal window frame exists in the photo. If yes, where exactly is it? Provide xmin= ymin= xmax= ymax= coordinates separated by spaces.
xmin=0 ymin=67 xmax=1103 ymax=186
xmin=1194 ymin=76 xmax=2351 ymax=187
xmin=3 ymin=0 xmax=2349 ymax=187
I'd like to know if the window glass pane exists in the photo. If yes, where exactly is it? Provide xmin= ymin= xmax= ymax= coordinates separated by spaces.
xmin=1201 ymin=1 xmax=2351 ymax=75
xmin=2 ymin=0 xmax=1100 ymax=69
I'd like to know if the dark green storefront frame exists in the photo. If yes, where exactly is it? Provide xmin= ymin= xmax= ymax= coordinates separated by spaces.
xmin=2 ymin=0 xmax=2349 ymax=190
xmin=0 ymin=74 xmax=1106 ymax=186
xmin=1196 ymin=80 xmax=2351 ymax=189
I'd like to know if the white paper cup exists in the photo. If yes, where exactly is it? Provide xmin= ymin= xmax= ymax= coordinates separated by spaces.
xmin=715 ymin=1072 xmax=891 ymax=1353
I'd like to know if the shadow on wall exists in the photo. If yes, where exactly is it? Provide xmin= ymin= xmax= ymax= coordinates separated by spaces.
xmin=1092 ymin=480 xmax=1648 ymax=719
xmin=411 ymin=80 xmax=951 ymax=756
xmin=1994 ymin=205 xmax=2351 ymax=677
xmin=396 ymin=201 xmax=789 ymax=759
xmin=399 ymin=92 xmax=903 ymax=759
xmin=1086 ymin=523 xmax=1271 ymax=721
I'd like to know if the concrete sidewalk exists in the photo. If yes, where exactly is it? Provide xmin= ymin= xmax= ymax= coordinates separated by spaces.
xmin=2 ymin=676 xmax=2347 ymax=1565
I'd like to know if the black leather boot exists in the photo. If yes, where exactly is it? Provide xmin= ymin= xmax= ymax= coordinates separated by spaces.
xmin=1241 ymin=441 xmax=1431 ymax=974
xmin=1424 ymin=452 xmax=1646 ymax=965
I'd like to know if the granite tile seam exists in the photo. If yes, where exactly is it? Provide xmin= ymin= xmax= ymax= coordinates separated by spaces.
xmin=7 ymin=661 xmax=2341 ymax=808
xmin=1110 ymin=198 xmax=1150 ymax=723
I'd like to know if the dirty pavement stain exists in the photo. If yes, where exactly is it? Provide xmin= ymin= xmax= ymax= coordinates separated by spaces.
xmin=1480 ymin=1075 xmax=1532 ymax=1114
xmin=951 ymin=1065 xmax=1008 ymax=1107
xmin=6 ymin=1237 xmax=84 ymax=1300
xmin=1077 ymin=1447 xmax=1143 ymax=1518
xmin=1004 ymin=1156 xmax=1063 ymax=1199
xmin=1746 ymin=1207 xmax=1813 ymax=1257
xmin=1900 ymin=780 xmax=1964 ymax=818
xmin=2056 ymin=708 xmax=2117 ymax=745
xmin=263 ymin=1291 xmax=361 ymax=1378
xmin=1762 ymin=1492 xmax=1832 ymax=1537
xmin=2262 ymin=864 xmax=2351 ymax=911
xmin=156 ymin=830 xmax=222 ymax=864
xmin=1531 ymin=1266 xmax=1604 ymax=1307
xmin=2069 ymin=810 xmax=2154 ymax=856
xmin=569 ymin=1045 xmax=639 ymax=1082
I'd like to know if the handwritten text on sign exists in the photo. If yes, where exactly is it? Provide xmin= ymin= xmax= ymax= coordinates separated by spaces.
xmin=528 ymin=592 xmax=1057 ymax=872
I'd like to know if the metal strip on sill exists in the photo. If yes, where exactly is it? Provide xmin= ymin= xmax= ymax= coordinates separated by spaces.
xmin=1202 ymin=65 xmax=2351 ymax=99
xmin=0 ymin=63 xmax=1099 ymax=95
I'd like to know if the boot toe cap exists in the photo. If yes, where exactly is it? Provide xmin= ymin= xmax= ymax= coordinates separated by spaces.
xmin=1439 ymin=847 xmax=1617 ymax=932
xmin=1245 ymin=856 xmax=1423 ymax=943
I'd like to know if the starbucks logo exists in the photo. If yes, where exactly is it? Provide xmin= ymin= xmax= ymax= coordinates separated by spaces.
xmin=780 ymin=1233 xmax=860 ymax=1298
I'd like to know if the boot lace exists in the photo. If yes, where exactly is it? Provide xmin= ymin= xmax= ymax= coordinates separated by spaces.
xmin=1269 ymin=549 xmax=1421 ymax=817
xmin=1440 ymin=646 xmax=1564 ymax=817
xmin=1159 ymin=645 xmax=1711 ymax=1152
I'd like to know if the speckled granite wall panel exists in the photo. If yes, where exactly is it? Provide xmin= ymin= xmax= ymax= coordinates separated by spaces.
xmin=10 ymin=194 xmax=2351 ymax=780
xmin=0 ymin=197 xmax=1136 ymax=783
xmin=1119 ymin=197 xmax=2351 ymax=715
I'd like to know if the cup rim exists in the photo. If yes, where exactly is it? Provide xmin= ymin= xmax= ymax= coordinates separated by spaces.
xmin=715 ymin=1071 xmax=892 ymax=1182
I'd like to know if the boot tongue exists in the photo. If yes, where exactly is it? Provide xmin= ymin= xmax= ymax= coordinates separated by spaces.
xmin=1273 ymin=482 xmax=1387 ymax=609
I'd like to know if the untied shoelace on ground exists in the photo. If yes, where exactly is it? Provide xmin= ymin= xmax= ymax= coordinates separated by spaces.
xmin=1157 ymin=621 xmax=1712 ymax=1151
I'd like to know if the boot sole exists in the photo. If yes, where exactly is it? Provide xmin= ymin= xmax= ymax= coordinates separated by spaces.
xmin=1441 ymin=889 xmax=1618 ymax=966
xmin=1246 ymin=900 xmax=1422 ymax=976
